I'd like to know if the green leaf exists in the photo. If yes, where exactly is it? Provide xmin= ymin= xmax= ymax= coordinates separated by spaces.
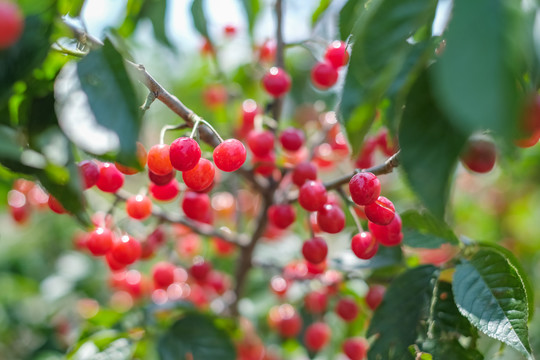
xmin=478 ymin=242 xmax=535 ymax=321
xmin=0 ymin=125 xmax=25 ymax=162
xmin=401 ymin=210 xmax=459 ymax=248
xmin=240 ymin=0 xmax=260 ymax=34
xmin=58 ymin=0 xmax=85 ymax=16
xmin=431 ymin=0 xmax=524 ymax=137
xmin=158 ymin=312 xmax=236 ymax=360
xmin=77 ymin=37 xmax=142 ymax=168
xmin=431 ymin=281 xmax=473 ymax=336
xmin=419 ymin=339 xmax=483 ymax=360
xmin=339 ymin=0 xmax=438 ymax=155
xmin=453 ymin=249 xmax=533 ymax=359
xmin=399 ymin=70 xmax=468 ymax=219
xmin=367 ymin=265 xmax=439 ymax=360
xmin=311 ymin=0 xmax=331 ymax=26
xmin=138 ymin=0 xmax=171 ymax=47
xmin=191 ymin=0 xmax=209 ymax=39
xmin=338 ymin=0 xmax=364 ymax=40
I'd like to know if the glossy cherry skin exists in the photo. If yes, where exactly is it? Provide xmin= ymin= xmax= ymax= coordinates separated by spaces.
xmin=311 ymin=61 xmax=339 ymax=89
xmin=96 ymin=163 xmax=124 ymax=193
xmin=335 ymin=297 xmax=359 ymax=322
xmin=262 ymin=67 xmax=291 ymax=98
xmin=279 ymin=128 xmax=305 ymax=152
xmin=190 ymin=260 xmax=212 ymax=282
xmin=126 ymin=194 xmax=152 ymax=220
xmin=298 ymin=181 xmax=327 ymax=211
xmin=87 ymin=227 xmax=114 ymax=256
xmin=0 ymin=1 xmax=24 ymax=49
xmin=149 ymin=178 xmax=180 ymax=201
xmin=213 ymin=139 xmax=247 ymax=172
xmin=317 ymin=203 xmax=345 ymax=233
xmin=147 ymin=144 xmax=173 ymax=176
xmin=304 ymin=322 xmax=331 ymax=351
xmin=351 ymin=232 xmax=378 ymax=259
xmin=349 ymin=172 xmax=381 ymax=206
xmin=182 ymin=191 xmax=211 ymax=222
xmin=364 ymin=196 xmax=395 ymax=225
xmin=110 ymin=235 xmax=142 ymax=265
xmin=169 ymin=137 xmax=201 ymax=172
xmin=302 ymin=237 xmax=328 ymax=264
xmin=368 ymin=213 xmax=403 ymax=246
xmin=460 ymin=136 xmax=497 ymax=173
xmin=182 ymin=158 xmax=215 ymax=191
xmin=247 ymin=130 xmax=274 ymax=157
xmin=152 ymin=262 xmax=176 ymax=289
xmin=78 ymin=160 xmax=100 ymax=189
xmin=268 ymin=204 xmax=296 ymax=229
xmin=324 ymin=40 xmax=349 ymax=68
xmin=343 ymin=337 xmax=368 ymax=360
xmin=292 ymin=161 xmax=317 ymax=187
xmin=148 ymin=170 xmax=175 ymax=186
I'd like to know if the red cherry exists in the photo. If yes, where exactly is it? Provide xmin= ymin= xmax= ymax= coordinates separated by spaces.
xmin=48 ymin=196 xmax=66 ymax=214
xmin=302 ymin=237 xmax=328 ymax=264
xmin=152 ymin=262 xmax=176 ymax=289
xmin=343 ymin=337 xmax=368 ymax=360
xmin=247 ymin=130 xmax=274 ymax=157
xmin=203 ymin=84 xmax=228 ymax=109
xmin=298 ymin=181 xmax=327 ymax=211
xmin=311 ymin=61 xmax=339 ymax=89
xmin=335 ymin=297 xmax=359 ymax=322
xmin=212 ymin=237 xmax=236 ymax=256
xmin=304 ymin=322 xmax=331 ymax=352
xmin=365 ymin=285 xmax=386 ymax=310
xmin=169 ymin=137 xmax=201 ymax=172
xmin=149 ymin=178 xmax=180 ymax=201
xmin=349 ymin=172 xmax=381 ymax=206
xmin=8 ymin=190 xmax=30 ymax=223
xmin=147 ymin=144 xmax=173 ymax=176
xmin=126 ymin=194 xmax=152 ymax=220
xmin=460 ymin=136 xmax=497 ymax=173
xmin=375 ymin=128 xmax=398 ymax=156
xmin=304 ymin=290 xmax=328 ymax=314
xmin=276 ymin=305 xmax=302 ymax=338
xmin=87 ymin=228 xmax=114 ymax=256
xmin=240 ymin=99 xmax=258 ymax=132
xmin=182 ymin=191 xmax=211 ymax=222
xmin=355 ymin=137 xmax=377 ymax=169
xmin=259 ymin=40 xmax=276 ymax=63
xmin=262 ymin=67 xmax=291 ymax=98
xmin=368 ymin=213 xmax=403 ymax=246
xmin=364 ymin=196 xmax=395 ymax=225
xmin=148 ymin=170 xmax=175 ymax=186
xmin=279 ymin=128 xmax=305 ymax=152
xmin=182 ymin=158 xmax=215 ymax=191
xmin=78 ymin=160 xmax=100 ymax=189
xmin=324 ymin=40 xmax=349 ymax=68
xmin=292 ymin=161 xmax=317 ymax=187
xmin=516 ymin=94 xmax=540 ymax=147
xmin=223 ymin=24 xmax=236 ymax=36
xmin=213 ymin=139 xmax=247 ymax=172
xmin=252 ymin=152 xmax=276 ymax=176
xmin=351 ymin=232 xmax=378 ymax=259
xmin=270 ymin=275 xmax=289 ymax=297
xmin=111 ymin=235 xmax=142 ymax=265
xmin=268 ymin=204 xmax=296 ymax=229
xmin=317 ymin=203 xmax=345 ymax=234
xmin=190 ymin=259 xmax=212 ymax=282
xmin=96 ymin=163 xmax=124 ymax=193
xmin=105 ymin=251 xmax=126 ymax=271
xmin=0 ymin=1 xmax=24 ymax=49
xmin=115 ymin=142 xmax=148 ymax=175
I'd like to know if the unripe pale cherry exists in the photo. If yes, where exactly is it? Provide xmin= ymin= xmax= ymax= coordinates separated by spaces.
xmin=262 ymin=67 xmax=291 ymax=98
xmin=302 ymin=237 xmax=328 ymax=264
xmin=304 ymin=322 xmax=331 ymax=352
xmin=317 ymin=203 xmax=345 ymax=234
xmin=298 ymin=180 xmax=327 ymax=211
xmin=351 ymin=231 xmax=378 ymax=259
xmin=213 ymin=139 xmax=247 ymax=172
xmin=169 ymin=137 xmax=201 ymax=172
xmin=349 ymin=172 xmax=380 ymax=206
xmin=311 ymin=61 xmax=339 ymax=89
xmin=364 ymin=196 xmax=395 ymax=225
xmin=268 ymin=204 xmax=296 ymax=229
xmin=0 ymin=1 xmax=24 ymax=49
xmin=182 ymin=158 xmax=215 ymax=191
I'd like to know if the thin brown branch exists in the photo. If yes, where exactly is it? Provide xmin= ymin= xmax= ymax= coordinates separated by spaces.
xmin=114 ymin=190 xmax=248 ymax=247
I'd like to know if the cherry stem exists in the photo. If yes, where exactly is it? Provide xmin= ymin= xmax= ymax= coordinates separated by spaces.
xmin=190 ymin=120 xmax=201 ymax=139
xmin=159 ymin=124 xmax=189 ymax=144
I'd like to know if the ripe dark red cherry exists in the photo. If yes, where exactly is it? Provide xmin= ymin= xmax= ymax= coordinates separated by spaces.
xmin=126 ymin=194 xmax=152 ymax=220
xmin=268 ymin=204 xmax=296 ymax=229
xmin=110 ymin=235 xmax=142 ymax=265
xmin=304 ymin=322 xmax=331 ymax=352
xmin=311 ymin=61 xmax=339 ymax=89
xmin=324 ymin=40 xmax=349 ymax=68
xmin=96 ymin=163 xmax=124 ymax=193
xmin=247 ymin=130 xmax=274 ymax=157
xmin=147 ymin=144 xmax=173 ymax=176
xmin=298 ymin=181 xmax=327 ymax=211
xmin=365 ymin=285 xmax=386 ymax=310
xmin=336 ymin=297 xmax=359 ymax=322
xmin=351 ymin=232 xmax=378 ymax=259
xmin=169 ymin=137 xmax=201 ymax=172
xmin=343 ymin=337 xmax=368 ymax=360
xmin=105 ymin=251 xmax=126 ymax=271
xmin=317 ymin=203 xmax=345 ymax=234
xmin=78 ymin=160 xmax=100 ymax=189
xmin=364 ymin=196 xmax=395 ymax=225
xmin=276 ymin=305 xmax=302 ymax=338
xmin=48 ymin=196 xmax=66 ymax=214
xmin=304 ymin=290 xmax=328 ymax=314
xmin=182 ymin=191 xmax=211 ymax=222
xmin=368 ymin=213 xmax=402 ymax=246
xmin=516 ymin=94 xmax=540 ymax=148
xmin=213 ymin=139 xmax=247 ymax=172
xmin=460 ymin=136 xmax=497 ymax=173
xmin=349 ymin=172 xmax=381 ymax=206
xmin=302 ymin=237 xmax=328 ymax=264
xmin=148 ymin=170 xmax=175 ymax=186
xmin=87 ymin=227 xmax=114 ymax=256
xmin=152 ymin=262 xmax=176 ymax=289
xmin=279 ymin=128 xmax=305 ymax=152
xmin=190 ymin=260 xmax=212 ymax=282
xmin=262 ymin=67 xmax=291 ymax=98
xmin=182 ymin=158 xmax=215 ymax=191
xmin=149 ymin=178 xmax=180 ymax=201
xmin=0 ymin=1 xmax=24 ymax=49
xmin=292 ymin=161 xmax=317 ymax=186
